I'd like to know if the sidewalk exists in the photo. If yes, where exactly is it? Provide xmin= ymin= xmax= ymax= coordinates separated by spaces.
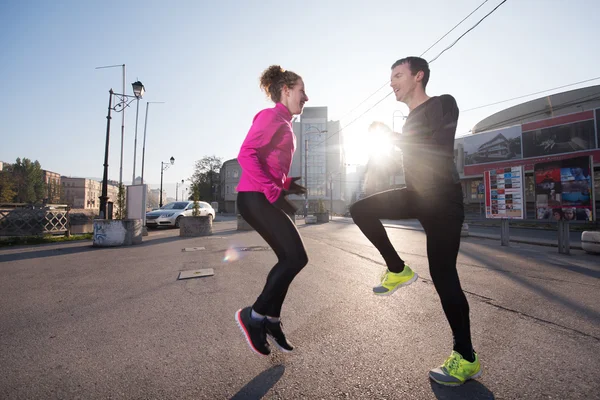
xmin=330 ymin=216 xmax=586 ymax=250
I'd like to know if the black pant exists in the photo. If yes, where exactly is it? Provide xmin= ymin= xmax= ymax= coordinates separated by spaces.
xmin=349 ymin=185 xmax=473 ymax=358
xmin=237 ymin=191 xmax=308 ymax=318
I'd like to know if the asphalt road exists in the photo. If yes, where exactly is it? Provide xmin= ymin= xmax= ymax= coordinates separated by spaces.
xmin=1 ymin=219 xmax=599 ymax=399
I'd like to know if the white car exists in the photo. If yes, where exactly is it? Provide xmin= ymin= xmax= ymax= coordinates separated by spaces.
xmin=145 ymin=201 xmax=215 ymax=229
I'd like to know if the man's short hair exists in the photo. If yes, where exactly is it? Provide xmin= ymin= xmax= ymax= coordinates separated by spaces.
xmin=392 ymin=57 xmax=430 ymax=89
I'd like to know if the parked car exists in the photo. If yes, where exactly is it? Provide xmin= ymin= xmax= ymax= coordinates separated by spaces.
xmin=145 ymin=201 xmax=215 ymax=229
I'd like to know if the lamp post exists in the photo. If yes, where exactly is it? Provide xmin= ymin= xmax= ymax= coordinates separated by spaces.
xmin=159 ymin=157 xmax=175 ymax=207
xmin=98 ymin=81 xmax=146 ymax=220
xmin=140 ymin=101 xmax=166 ymax=185
xmin=176 ymin=179 xmax=184 ymax=201
xmin=329 ymin=171 xmax=342 ymax=221
xmin=304 ymin=126 xmax=327 ymax=217
xmin=131 ymin=81 xmax=146 ymax=184
xmin=96 ymin=64 xmax=126 ymax=187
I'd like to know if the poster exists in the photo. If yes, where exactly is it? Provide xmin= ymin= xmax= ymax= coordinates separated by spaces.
xmin=463 ymin=125 xmax=522 ymax=166
xmin=522 ymin=119 xmax=595 ymax=158
xmin=534 ymin=156 xmax=595 ymax=221
xmin=484 ymin=166 xmax=525 ymax=219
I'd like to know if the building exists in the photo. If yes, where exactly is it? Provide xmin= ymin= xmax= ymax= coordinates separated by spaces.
xmin=61 ymin=177 xmax=119 ymax=211
xmin=220 ymin=158 xmax=241 ymax=214
xmin=291 ymin=106 xmax=347 ymax=214
xmin=455 ymin=85 xmax=600 ymax=219
xmin=42 ymin=170 xmax=61 ymax=203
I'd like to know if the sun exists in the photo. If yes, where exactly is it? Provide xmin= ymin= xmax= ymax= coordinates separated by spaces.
xmin=343 ymin=125 xmax=396 ymax=165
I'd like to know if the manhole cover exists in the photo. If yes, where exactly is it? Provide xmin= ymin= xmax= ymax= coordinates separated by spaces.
xmin=178 ymin=268 xmax=214 ymax=280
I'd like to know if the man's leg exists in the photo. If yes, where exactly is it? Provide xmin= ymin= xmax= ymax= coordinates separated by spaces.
xmin=421 ymin=215 xmax=481 ymax=386
xmin=350 ymin=188 xmax=419 ymax=295
xmin=349 ymin=188 xmax=417 ymax=272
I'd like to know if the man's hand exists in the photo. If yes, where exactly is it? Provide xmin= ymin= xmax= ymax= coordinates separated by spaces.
xmin=368 ymin=121 xmax=393 ymax=134
xmin=288 ymin=177 xmax=307 ymax=195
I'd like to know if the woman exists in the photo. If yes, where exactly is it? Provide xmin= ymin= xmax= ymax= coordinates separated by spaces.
xmin=234 ymin=65 xmax=309 ymax=356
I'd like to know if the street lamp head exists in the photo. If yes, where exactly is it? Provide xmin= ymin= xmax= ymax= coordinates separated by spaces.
xmin=132 ymin=81 xmax=145 ymax=99
xmin=181 ymin=179 xmax=184 ymax=184
xmin=170 ymin=156 xmax=175 ymax=165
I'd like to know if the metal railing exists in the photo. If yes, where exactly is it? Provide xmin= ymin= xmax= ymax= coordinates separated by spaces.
xmin=0 ymin=204 xmax=70 ymax=237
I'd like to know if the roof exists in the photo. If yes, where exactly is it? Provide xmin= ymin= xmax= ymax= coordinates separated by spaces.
xmin=471 ymin=85 xmax=600 ymax=134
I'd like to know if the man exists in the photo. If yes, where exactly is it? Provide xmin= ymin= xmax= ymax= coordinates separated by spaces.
xmin=350 ymin=57 xmax=481 ymax=386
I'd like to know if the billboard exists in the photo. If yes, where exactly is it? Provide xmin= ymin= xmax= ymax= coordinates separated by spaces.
xmin=522 ymin=119 xmax=595 ymax=158
xmin=534 ymin=156 xmax=595 ymax=221
xmin=484 ymin=166 xmax=525 ymax=219
xmin=596 ymin=108 xmax=600 ymax=149
xmin=464 ymin=125 xmax=522 ymax=166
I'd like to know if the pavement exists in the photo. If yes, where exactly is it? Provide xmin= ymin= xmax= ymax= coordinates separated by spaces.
xmin=331 ymin=216 xmax=587 ymax=249
xmin=1 ymin=218 xmax=599 ymax=399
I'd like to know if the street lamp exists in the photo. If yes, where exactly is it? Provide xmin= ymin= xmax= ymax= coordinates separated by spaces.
xmin=99 ymin=82 xmax=146 ymax=220
xmin=159 ymin=157 xmax=175 ymax=207
xmin=176 ymin=179 xmax=184 ymax=201
xmin=96 ymin=64 xmax=126 ymax=187
xmin=131 ymin=81 xmax=146 ymax=184
xmin=304 ymin=126 xmax=327 ymax=217
xmin=140 ymin=101 xmax=166 ymax=185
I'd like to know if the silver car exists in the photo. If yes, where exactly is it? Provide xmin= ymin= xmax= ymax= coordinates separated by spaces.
xmin=145 ymin=201 xmax=216 ymax=229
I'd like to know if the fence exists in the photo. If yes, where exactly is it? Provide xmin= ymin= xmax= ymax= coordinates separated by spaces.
xmin=0 ymin=203 xmax=70 ymax=237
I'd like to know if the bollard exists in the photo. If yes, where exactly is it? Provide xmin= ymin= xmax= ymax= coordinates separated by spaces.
xmin=460 ymin=222 xmax=469 ymax=237
xmin=557 ymin=220 xmax=570 ymax=255
xmin=500 ymin=218 xmax=510 ymax=246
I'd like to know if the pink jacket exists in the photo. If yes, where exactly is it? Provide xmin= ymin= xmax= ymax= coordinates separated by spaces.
xmin=237 ymin=103 xmax=295 ymax=203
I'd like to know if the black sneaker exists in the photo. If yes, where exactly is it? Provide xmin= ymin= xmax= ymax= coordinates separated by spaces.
xmin=266 ymin=320 xmax=294 ymax=352
xmin=235 ymin=307 xmax=270 ymax=356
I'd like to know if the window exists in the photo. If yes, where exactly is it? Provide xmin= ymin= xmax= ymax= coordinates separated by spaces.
xmin=227 ymin=170 xmax=231 ymax=178
xmin=233 ymin=169 xmax=239 ymax=178
xmin=226 ymin=185 xmax=230 ymax=194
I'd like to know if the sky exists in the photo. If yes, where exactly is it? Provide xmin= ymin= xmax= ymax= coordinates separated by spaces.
xmin=1 ymin=0 xmax=599 ymax=199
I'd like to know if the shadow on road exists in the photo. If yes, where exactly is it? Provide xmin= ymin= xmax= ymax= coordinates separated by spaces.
xmin=0 ymin=242 xmax=102 ymax=263
xmin=430 ymin=379 xmax=495 ymax=399
xmin=230 ymin=364 xmax=285 ymax=400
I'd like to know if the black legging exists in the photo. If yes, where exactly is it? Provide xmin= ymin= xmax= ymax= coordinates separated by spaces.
xmin=237 ymin=191 xmax=309 ymax=318
xmin=349 ymin=185 xmax=473 ymax=358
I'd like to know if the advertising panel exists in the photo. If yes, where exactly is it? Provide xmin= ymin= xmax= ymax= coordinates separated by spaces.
xmin=484 ymin=166 xmax=525 ymax=219
xmin=534 ymin=156 xmax=594 ymax=221
xmin=464 ymin=125 xmax=522 ymax=166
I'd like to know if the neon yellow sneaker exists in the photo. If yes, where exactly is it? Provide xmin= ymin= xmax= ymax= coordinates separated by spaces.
xmin=373 ymin=265 xmax=418 ymax=295
xmin=429 ymin=351 xmax=482 ymax=386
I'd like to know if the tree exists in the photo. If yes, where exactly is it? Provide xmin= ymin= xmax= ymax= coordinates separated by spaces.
xmin=191 ymin=155 xmax=222 ymax=202
xmin=10 ymin=158 xmax=46 ymax=203
xmin=115 ymin=184 xmax=127 ymax=219
xmin=0 ymin=169 xmax=17 ymax=203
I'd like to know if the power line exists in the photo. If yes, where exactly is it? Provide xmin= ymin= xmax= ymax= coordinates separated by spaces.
xmin=313 ymin=0 xmax=508 ymax=149
xmin=336 ymin=0 xmax=492 ymax=124
xmin=420 ymin=0 xmax=490 ymax=58
xmin=428 ymin=0 xmax=508 ymax=63
xmin=462 ymin=76 xmax=600 ymax=112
